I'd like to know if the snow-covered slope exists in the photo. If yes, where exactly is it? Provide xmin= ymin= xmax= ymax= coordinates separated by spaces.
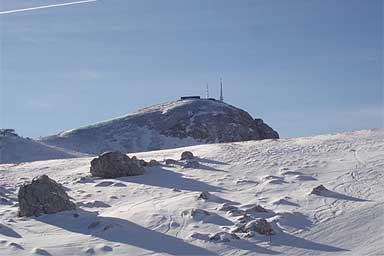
xmin=0 ymin=129 xmax=383 ymax=255
xmin=0 ymin=135 xmax=86 ymax=164
xmin=39 ymin=99 xmax=279 ymax=155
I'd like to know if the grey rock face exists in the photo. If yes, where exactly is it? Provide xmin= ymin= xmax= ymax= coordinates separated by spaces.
xmin=180 ymin=151 xmax=194 ymax=160
xmin=90 ymin=151 xmax=145 ymax=178
xmin=40 ymin=99 xmax=279 ymax=155
xmin=18 ymin=175 xmax=76 ymax=217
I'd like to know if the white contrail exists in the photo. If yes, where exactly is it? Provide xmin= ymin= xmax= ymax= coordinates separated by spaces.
xmin=0 ymin=0 xmax=97 ymax=15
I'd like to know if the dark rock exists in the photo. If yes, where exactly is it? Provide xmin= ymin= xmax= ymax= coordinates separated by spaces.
xmin=165 ymin=159 xmax=178 ymax=165
xmin=148 ymin=159 xmax=160 ymax=166
xmin=181 ymin=151 xmax=194 ymax=160
xmin=18 ymin=175 xmax=76 ymax=217
xmin=310 ymin=185 xmax=328 ymax=195
xmin=182 ymin=160 xmax=199 ymax=169
xmin=90 ymin=151 xmax=144 ymax=178
xmin=139 ymin=159 xmax=148 ymax=167
xmin=198 ymin=191 xmax=211 ymax=200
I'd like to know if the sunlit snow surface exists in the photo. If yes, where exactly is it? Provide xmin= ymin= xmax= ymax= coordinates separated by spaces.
xmin=0 ymin=129 xmax=383 ymax=255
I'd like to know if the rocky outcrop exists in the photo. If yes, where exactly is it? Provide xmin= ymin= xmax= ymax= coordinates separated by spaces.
xmin=40 ymin=99 xmax=279 ymax=155
xmin=90 ymin=151 xmax=145 ymax=178
xmin=232 ymin=218 xmax=275 ymax=235
xmin=18 ymin=175 xmax=76 ymax=217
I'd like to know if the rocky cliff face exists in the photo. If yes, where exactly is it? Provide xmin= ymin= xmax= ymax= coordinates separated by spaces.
xmin=40 ymin=99 xmax=279 ymax=154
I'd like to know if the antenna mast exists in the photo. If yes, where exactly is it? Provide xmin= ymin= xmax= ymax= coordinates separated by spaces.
xmin=220 ymin=78 xmax=224 ymax=101
xmin=206 ymin=84 xmax=209 ymax=98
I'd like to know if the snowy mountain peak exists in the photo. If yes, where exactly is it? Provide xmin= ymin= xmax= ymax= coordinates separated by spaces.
xmin=40 ymin=99 xmax=279 ymax=155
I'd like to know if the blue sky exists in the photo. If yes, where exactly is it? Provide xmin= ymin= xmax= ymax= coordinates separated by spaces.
xmin=0 ymin=0 xmax=382 ymax=138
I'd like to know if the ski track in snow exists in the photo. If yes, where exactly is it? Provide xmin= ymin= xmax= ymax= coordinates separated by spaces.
xmin=0 ymin=129 xmax=383 ymax=255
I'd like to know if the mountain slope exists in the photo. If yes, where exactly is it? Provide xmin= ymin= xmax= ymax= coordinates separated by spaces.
xmin=39 ymin=99 xmax=279 ymax=155
xmin=0 ymin=129 xmax=383 ymax=255
xmin=0 ymin=134 xmax=86 ymax=164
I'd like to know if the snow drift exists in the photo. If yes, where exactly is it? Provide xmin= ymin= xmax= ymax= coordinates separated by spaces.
xmin=0 ymin=129 xmax=383 ymax=255
xmin=0 ymin=134 xmax=85 ymax=164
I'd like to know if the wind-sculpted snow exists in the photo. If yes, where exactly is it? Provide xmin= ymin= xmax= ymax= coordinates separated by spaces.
xmin=0 ymin=129 xmax=383 ymax=255
xmin=40 ymin=99 xmax=279 ymax=155
xmin=0 ymin=134 xmax=86 ymax=164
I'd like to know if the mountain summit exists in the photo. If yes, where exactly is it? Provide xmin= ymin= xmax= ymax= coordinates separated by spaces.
xmin=40 ymin=99 xmax=279 ymax=154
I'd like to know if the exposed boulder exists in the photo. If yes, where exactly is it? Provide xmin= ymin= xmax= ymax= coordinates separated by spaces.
xmin=165 ymin=159 xmax=178 ymax=165
xmin=148 ymin=159 xmax=160 ymax=166
xmin=198 ymin=191 xmax=211 ymax=200
xmin=181 ymin=151 xmax=194 ymax=160
xmin=182 ymin=160 xmax=199 ymax=169
xmin=244 ymin=204 xmax=269 ymax=214
xmin=18 ymin=175 xmax=76 ymax=217
xmin=240 ymin=218 xmax=275 ymax=235
xmin=209 ymin=232 xmax=240 ymax=242
xmin=90 ymin=151 xmax=144 ymax=178
xmin=310 ymin=185 xmax=328 ymax=195
xmin=218 ymin=203 xmax=239 ymax=212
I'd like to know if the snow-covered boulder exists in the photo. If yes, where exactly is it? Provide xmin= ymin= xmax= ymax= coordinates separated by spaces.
xmin=243 ymin=218 xmax=275 ymax=235
xmin=90 ymin=151 xmax=144 ymax=178
xmin=209 ymin=232 xmax=240 ymax=242
xmin=18 ymin=175 xmax=76 ymax=217
xmin=40 ymin=99 xmax=279 ymax=155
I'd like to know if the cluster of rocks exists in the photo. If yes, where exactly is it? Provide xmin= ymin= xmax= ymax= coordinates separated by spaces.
xmin=16 ymin=150 xmax=160 ymax=217
xmin=16 ymin=150 xmax=200 ymax=218
xmin=219 ymin=203 xmax=275 ymax=239
xmin=188 ymin=201 xmax=275 ymax=243
xmin=231 ymin=218 xmax=275 ymax=237
xmin=163 ymin=151 xmax=200 ymax=169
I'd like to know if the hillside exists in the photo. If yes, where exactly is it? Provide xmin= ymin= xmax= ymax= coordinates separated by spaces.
xmin=39 ymin=99 xmax=279 ymax=155
xmin=0 ymin=134 xmax=86 ymax=164
xmin=0 ymin=129 xmax=383 ymax=255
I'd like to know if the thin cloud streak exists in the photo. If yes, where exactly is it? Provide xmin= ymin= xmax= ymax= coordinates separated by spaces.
xmin=0 ymin=0 xmax=97 ymax=15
